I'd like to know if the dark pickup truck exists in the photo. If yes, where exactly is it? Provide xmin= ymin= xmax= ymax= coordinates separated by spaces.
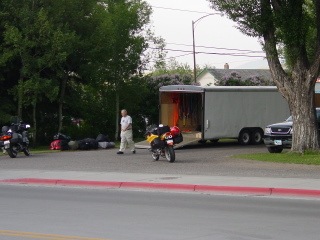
xmin=264 ymin=108 xmax=320 ymax=153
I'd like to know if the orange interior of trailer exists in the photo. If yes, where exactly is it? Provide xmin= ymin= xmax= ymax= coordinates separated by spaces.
xmin=160 ymin=92 xmax=202 ymax=131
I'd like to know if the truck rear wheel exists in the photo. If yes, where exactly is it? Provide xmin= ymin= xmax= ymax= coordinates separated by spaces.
xmin=267 ymin=147 xmax=283 ymax=153
xmin=251 ymin=129 xmax=264 ymax=145
xmin=239 ymin=129 xmax=251 ymax=145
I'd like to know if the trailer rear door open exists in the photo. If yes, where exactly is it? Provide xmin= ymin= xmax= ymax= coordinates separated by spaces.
xmin=158 ymin=86 xmax=205 ymax=148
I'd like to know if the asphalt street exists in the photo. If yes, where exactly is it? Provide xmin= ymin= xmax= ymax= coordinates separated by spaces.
xmin=1 ymin=142 xmax=320 ymax=178
xmin=0 ymin=184 xmax=320 ymax=240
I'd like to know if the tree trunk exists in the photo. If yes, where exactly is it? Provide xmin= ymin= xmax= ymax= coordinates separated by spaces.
xmin=115 ymin=91 xmax=120 ymax=141
xmin=58 ymin=75 xmax=68 ymax=132
xmin=263 ymin=19 xmax=320 ymax=153
xmin=17 ymin=74 xmax=24 ymax=120
xmin=32 ymin=101 xmax=37 ymax=148
xmin=287 ymin=77 xmax=319 ymax=152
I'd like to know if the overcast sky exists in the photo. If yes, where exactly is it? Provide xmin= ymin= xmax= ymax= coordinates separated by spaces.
xmin=146 ymin=0 xmax=269 ymax=69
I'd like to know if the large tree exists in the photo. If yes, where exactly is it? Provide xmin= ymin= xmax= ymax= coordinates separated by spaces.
xmin=208 ymin=0 xmax=320 ymax=153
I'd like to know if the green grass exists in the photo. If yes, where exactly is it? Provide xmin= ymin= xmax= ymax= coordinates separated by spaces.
xmin=30 ymin=145 xmax=53 ymax=153
xmin=232 ymin=151 xmax=320 ymax=165
xmin=218 ymin=139 xmax=238 ymax=142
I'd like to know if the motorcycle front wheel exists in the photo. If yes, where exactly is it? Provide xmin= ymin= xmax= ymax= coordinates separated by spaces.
xmin=23 ymin=146 xmax=30 ymax=156
xmin=7 ymin=145 xmax=18 ymax=158
xmin=165 ymin=145 xmax=175 ymax=162
xmin=151 ymin=151 xmax=159 ymax=161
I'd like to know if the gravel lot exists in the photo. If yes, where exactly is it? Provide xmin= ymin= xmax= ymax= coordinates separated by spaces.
xmin=1 ymin=142 xmax=320 ymax=178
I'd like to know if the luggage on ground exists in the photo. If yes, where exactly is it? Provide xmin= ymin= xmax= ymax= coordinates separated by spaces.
xmin=68 ymin=141 xmax=79 ymax=150
xmin=98 ymin=141 xmax=115 ymax=149
xmin=53 ymin=133 xmax=71 ymax=142
xmin=50 ymin=140 xmax=69 ymax=150
xmin=96 ymin=134 xmax=110 ymax=142
xmin=77 ymin=138 xmax=99 ymax=150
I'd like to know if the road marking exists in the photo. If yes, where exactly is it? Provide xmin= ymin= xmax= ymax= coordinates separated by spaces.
xmin=0 ymin=231 xmax=112 ymax=240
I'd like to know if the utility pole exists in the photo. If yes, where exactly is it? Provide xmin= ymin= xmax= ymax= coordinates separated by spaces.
xmin=192 ymin=13 xmax=222 ymax=83
xmin=192 ymin=20 xmax=197 ymax=83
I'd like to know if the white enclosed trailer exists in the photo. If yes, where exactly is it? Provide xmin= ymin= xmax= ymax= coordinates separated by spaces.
xmin=159 ymin=85 xmax=290 ymax=147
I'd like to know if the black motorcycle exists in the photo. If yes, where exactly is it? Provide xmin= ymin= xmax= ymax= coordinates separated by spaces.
xmin=145 ymin=125 xmax=183 ymax=163
xmin=0 ymin=121 xmax=31 ymax=158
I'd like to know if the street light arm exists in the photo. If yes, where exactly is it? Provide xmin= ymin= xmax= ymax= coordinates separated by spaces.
xmin=193 ymin=13 xmax=218 ymax=25
xmin=192 ymin=13 xmax=221 ymax=83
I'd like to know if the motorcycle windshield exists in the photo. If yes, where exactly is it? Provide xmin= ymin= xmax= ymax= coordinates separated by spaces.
xmin=10 ymin=116 xmax=22 ymax=124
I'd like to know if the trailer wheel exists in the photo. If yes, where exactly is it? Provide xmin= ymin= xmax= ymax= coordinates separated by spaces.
xmin=251 ymin=129 xmax=264 ymax=145
xmin=239 ymin=129 xmax=251 ymax=145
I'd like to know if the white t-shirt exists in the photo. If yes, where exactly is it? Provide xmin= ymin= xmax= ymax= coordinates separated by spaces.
xmin=120 ymin=115 xmax=132 ymax=130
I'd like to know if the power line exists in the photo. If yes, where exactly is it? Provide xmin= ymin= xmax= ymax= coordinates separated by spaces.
xmin=151 ymin=6 xmax=218 ymax=15
xmin=165 ymin=42 xmax=265 ymax=54
xmin=147 ymin=41 xmax=265 ymax=54
xmin=164 ymin=53 xmax=193 ymax=59
xmin=148 ymin=47 xmax=266 ymax=58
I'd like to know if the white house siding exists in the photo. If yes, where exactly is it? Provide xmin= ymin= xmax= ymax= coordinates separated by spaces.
xmin=197 ymin=72 xmax=217 ymax=86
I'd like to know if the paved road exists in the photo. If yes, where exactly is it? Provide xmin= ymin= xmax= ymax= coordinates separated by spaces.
xmin=1 ymin=142 xmax=320 ymax=178
xmin=1 ymin=184 xmax=320 ymax=240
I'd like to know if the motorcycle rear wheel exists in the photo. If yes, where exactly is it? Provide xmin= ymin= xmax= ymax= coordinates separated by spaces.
xmin=7 ymin=145 xmax=18 ymax=158
xmin=165 ymin=145 xmax=175 ymax=162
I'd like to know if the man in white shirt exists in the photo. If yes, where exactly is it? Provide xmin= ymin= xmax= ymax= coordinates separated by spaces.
xmin=117 ymin=109 xmax=136 ymax=154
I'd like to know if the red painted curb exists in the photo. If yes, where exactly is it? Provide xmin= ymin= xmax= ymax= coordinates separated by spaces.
xmin=121 ymin=182 xmax=195 ymax=191
xmin=195 ymin=185 xmax=272 ymax=195
xmin=1 ymin=178 xmax=320 ymax=198
xmin=58 ymin=180 xmax=121 ymax=188
xmin=272 ymin=188 xmax=320 ymax=197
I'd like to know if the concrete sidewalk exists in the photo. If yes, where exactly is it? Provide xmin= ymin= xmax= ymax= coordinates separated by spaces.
xmin=1 ymin=169 xmax=320 ymax=197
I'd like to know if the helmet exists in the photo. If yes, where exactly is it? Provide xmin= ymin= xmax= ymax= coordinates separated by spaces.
xmin=170 ymin=126 xmax=181 ymax=137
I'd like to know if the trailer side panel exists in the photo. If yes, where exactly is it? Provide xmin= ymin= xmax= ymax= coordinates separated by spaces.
xmin=203 ymin=89 xmax=290 ymax=139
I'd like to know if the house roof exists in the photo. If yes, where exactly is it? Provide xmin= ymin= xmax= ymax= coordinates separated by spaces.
xmin=198 ymin=69 xmax=273 ymax=81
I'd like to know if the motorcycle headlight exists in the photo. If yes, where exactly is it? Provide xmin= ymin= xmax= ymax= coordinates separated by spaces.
xmin=26 ymin=124 xmax=30 ymax=128
xmin=264 ymin=127 xmax=271 ymax=134
xmin=289 ymin=128 xmax=293 ymax=134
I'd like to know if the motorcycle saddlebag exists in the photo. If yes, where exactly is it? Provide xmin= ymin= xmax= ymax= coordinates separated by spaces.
xmin=10 ymin=133 xmax=22 ymax=144
xmin=151 ymin=137 xmax=165 ymax=149
xmin=173 ymin=134 xmax=183 ymax=144
xmin=157 ymin=126 xmax=170 ymax=136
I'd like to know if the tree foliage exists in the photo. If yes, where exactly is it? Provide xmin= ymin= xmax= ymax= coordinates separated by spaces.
xmin=208 ymin=0 xmax=320 ymax=153
xmin=0 ymin=0 xmax=162 ymax=144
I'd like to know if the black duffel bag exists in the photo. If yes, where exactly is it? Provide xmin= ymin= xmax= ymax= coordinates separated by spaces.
xmin=77 ymin=138 xmax=99 ymax=150
xmin=53 ymin=133 xmax=71 ymax=142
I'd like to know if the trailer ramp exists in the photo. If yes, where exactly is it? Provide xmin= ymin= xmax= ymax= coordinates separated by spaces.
xmin=135 ymin=131 xmax=201 ymax=150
